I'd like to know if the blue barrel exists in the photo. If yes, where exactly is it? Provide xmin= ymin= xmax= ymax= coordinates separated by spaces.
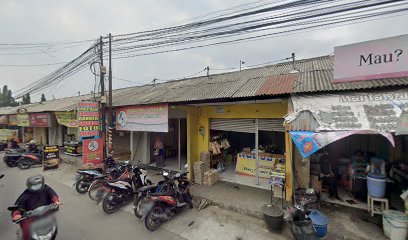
xmin=367 ymin=173 xmax=386 ymax=198
xmin=308 ymin=210 xmax=328 ymax=238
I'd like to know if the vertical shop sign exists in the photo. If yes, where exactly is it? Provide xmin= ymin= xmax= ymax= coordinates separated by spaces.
xmin=77 ymin=101 xmax=99 ymax=140
xmin=43 ymin=145 xmax=60 ymax=170
xmin=83 ymin=138 xmax=103 ymax=167
xmin=30 ymin=113 xmax=51 ymax=127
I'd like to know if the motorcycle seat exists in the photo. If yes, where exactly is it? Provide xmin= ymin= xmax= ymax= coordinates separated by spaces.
xmin=108 ymin=178 xmax=132 ymax=184
xmin=150 ymin=190 xmax=175 ymax=196
xmin=138 ymin=184 xmax=158 ymax=192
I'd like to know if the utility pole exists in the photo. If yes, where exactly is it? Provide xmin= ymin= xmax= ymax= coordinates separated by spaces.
xmin=240 ymin=60 xmax=245 ymax=71
xmin=206 ymin=66 xmax=210 ymax=76
xmin=108 ymin=33 xmax=113 ymax=154
xmin=99 ymin=36 xmax=107 ymax=160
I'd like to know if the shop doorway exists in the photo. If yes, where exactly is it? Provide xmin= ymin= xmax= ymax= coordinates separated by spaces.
xmin=209 ymin=118 xmax=286 ymax=190
xmin=148 ymin=118 xmax=187 ymax=171
xmin=309 ymin=134 xmax=405 ymax=211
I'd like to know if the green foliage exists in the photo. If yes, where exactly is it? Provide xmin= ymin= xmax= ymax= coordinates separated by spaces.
xmin=0 ymin=85 xmax=18 ymax=107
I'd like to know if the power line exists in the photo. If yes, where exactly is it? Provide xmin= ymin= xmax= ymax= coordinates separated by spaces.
xmin=0 ymin=61 xmax=69 ymax=67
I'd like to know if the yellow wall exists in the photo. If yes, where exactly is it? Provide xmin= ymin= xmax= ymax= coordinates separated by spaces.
xmin=186 ymin=101 xmax=293 ymax=200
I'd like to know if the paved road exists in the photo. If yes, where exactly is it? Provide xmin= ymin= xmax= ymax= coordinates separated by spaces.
xmin=0 ymin=155 xmax=185 ymax=240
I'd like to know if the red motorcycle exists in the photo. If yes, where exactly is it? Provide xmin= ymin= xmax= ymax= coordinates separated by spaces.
xmin=16 ymin=151 xmax=43 ymax=170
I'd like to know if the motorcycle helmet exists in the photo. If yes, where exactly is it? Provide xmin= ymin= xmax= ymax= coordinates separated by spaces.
xmin=29 ymin=140 xmax=37 ymax=145
xmin=26 ymin=175 xmax=45 ymax=192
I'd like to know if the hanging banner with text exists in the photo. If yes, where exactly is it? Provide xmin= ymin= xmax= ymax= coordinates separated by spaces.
xmin=8 ymin=115 xmax=18 ymax=126
xmin=0 ymin=115 xmax=8 ymax=125
xmin=17 ymin=114 xmax=30 ymax=127
xmin=43 ymin=145 xmax=60 ymax=170
xmin=116 ymin=104 xmax=168 ymax=132
xmin=83 ymin=138 xmax=103 ymax=167
xmin=30 ymin=113 xmax=51 ymax=127
xmin=0 ymin=129 xmax=18 ymax=140
xmin=55 ymin=112 xmax=78 ymax=127
xmin=77 ymin=101 xmax=99 ymax=140
xmin=334 ymin=34 xmax=408 ymax=83
xmin=290 ymin=130 xmax=395 ymax=158
xmin=287 ymin=89 xmax=408 ymax=132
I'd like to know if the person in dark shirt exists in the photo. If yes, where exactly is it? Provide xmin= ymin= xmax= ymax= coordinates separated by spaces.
xmin=320 ymin=153 xmax=342 ymax=201
xmin=12 ymin=175 xmax=61 ymax=240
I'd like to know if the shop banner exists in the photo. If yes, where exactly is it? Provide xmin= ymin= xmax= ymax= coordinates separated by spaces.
xmin=55 ymin=112 xmax=78 ymax=127
xmin=235 ymin=154 xmax=286 ymax=179
xmin=396 ymin=111 xmax=408 ymax=135
xmin=0 ymin=129 xmax=18 ymax=140
xmin=17 ymin=114 xmax=30 ymax=127
xmin=30 ymin=113 xmax=51 ymax=127
xmin=334 ymin=34 xmax=408 ymax=83
xmin=287 ymin=89 xmax=408 ymax=132
xmin=43 ymin=145 xmax=60 ymax=170
xmin=8 ymin=115 xmax=18 ymax=126
xmin=77 ymin=101 xmax=99 ymax=140
xmin=116 ymin=104 xmax=168 ymax=132
xmin=0 ymin=115 xmax=8 ymax=125
xmin=63 ymin=143 xmax=82 ymax=156
xmin=83 ymin=138 xmax=103 ymax=167
xmin=289 ymin=130 xmax=395 ymax=158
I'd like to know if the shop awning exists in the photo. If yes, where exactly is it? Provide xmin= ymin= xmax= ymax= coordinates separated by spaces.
xmin=289 ymin=130 xmax=395 ymax=158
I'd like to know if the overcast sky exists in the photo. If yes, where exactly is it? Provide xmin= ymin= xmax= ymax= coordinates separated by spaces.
xmin=1 ymin=0 xmax=407 ymax=102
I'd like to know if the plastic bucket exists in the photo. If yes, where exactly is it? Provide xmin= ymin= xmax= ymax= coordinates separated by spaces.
xmin=383 ymin=210 xmax=408 ymax=240
xmin=263 ymin=204 xmax=284 ymax=233
xmin=308 ymin=209 xmax=328 ymax=238
xmin=367 ymin=173 xmax=386 ymax=198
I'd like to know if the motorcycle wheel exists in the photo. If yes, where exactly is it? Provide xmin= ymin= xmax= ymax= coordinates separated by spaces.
xmin=5 ymin=159 xmax=16 ymax=167
xmin=145 ymin=205 xmax=164 ymax=231
xmin=17 ymin=158 xmax=31 ymax=170
xmin=102 ymin=192 xmax=120 ymax=214
xmin=75 ymin=179 xmax=90 ymax=194
xmin=133 ymin=195 xmax=146 ymax=219
xmin=146 ymin=179 xmax=152 ymax=185
xmin=88 ymin=180 xmax=106 ymax=202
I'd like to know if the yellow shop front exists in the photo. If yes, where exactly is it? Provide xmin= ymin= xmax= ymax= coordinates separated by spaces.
xmin=186 ymin=101 xmax=293 ymax=200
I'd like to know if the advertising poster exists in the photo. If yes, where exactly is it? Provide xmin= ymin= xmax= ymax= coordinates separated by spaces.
xmin=63 ymin=144 xmax=82 ymax=156
xmin=116 ymin=104 xmax=168 ymax=132
xmin=43 ymin=145 xmax=60 ymax=170
xmin=30 ymin=113 xmax=51 ymax=127
xmin=235 ymin=154 xmax=286 ymax=179
xmin=0 ymin=115 xmax=8 ymax=125
xmin=17 ymin=114 xmax=30 ymax=127
xmin=55 ymin=112 xmax=78 ymax=127
xmin=0 ymin=129 xmax=18 ymax=140
xmin=83 ymin=138 xmax=103 ymax=167
xmin=8 ymin=115 xmax=18 ymax=126
xmin=77 ymin=101 xmax=99 ymax=140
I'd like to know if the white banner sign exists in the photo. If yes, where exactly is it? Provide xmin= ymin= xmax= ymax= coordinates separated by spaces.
xmin=334 ymin=34 xmax=408 ymax=83
xmin=288 ymin=89 xmax=408 ymax=132
xmin=116 ymin=104 xmax=168 ymax=132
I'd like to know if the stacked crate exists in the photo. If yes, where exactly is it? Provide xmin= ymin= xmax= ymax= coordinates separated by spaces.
xmin=200 ymin=151 xmax=211 ymax=170
xmin=203 ymin=169 xmax=219 ymax=186
xmin=193 ymin=161 xmax=206 ymax=184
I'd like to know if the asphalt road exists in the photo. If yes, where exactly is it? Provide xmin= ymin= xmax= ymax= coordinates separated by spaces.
xmin=0 ymin=155 xmax=185 ymax=240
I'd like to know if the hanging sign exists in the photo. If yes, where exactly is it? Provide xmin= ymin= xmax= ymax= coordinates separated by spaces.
xmin=30 ymin=113 xmax=51 ymax=127
xmin=43 ymin=145 xmax=60 ymax=170
xmin=83 ymin=138 xmax=103 ymax=167
xmin=334 ymin=34 xmax=408 ymax=83
xmin=77 ymin=101 xmax=99 ymax=140
xmin=55 ymin=112 xmax=78 ymax=127
xmin=17 ymin=114 xmax=30 ymax=127
xmin=0 ymin=115 xmax=8 ymax=125
xmin=287 ymin=89 xmax=408 ymax=132
xmin=289 ymin=130 xmax=395 ymax=158
xmin=8 ymin=115 xmax=18 ymax=126
xmin=116 ymin=104 xmax=168 ymax=132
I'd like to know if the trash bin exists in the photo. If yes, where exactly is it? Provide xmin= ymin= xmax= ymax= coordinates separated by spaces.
xmin=308 ymin=209 xmax=329 ymax=238
xmin=263 ymin=204 xmax=284 ymax=233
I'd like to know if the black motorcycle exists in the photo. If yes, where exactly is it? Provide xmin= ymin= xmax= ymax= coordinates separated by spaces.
xmin=3 ymin=144 xmax=35 ymax=167
xmin=102 ymin=164 xmax=152 ymax=214
xmin=142 ymin=170 xmax=193 ymax=231
xmin=133 ymin=178 xmax=169 ymax=218
xmin=290 ymin=192 xmax=319 ymax=240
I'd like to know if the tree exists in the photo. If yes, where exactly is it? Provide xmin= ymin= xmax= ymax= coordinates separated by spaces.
xmin=40 ymin=94 xmax=46 ymax=103
xmin=22 ymin=93 xmax=31 ymax=104
xmin=0 ymin=85 xmax=18 ymax=107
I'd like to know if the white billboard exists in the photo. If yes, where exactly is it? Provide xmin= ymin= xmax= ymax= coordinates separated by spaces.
xmin=334 ymin=34 xmax=408 ymax=83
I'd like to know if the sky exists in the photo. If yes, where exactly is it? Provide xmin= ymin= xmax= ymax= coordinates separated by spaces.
xmin=1 ymin=0 xmax=408 ymax=102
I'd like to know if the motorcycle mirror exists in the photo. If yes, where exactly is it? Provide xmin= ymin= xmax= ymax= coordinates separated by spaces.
xmin=0 ymin=174 xmax=4 ymax=179
xmin=7 ymin=205 xmax=20 ymax=212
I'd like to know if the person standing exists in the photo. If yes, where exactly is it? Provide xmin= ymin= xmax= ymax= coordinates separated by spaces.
xmin=154 ymin=135 xmax=165 ymax=168
xmin=319 ymin=152 xmax=342 ymax=201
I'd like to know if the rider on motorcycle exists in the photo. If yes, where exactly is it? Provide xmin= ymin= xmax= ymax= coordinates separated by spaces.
xmin=11 ymin=175 xmax=62 ymax=240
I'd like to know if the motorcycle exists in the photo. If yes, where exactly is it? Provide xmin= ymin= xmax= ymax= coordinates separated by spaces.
xmin=3 ymin=144 xmax=35 ymax=167
xmin=142 ymin=168 xmax=192 ymax=231
xmin=73 ymin=157 xmax=117 ymax=194
xmin=16 ymin=151 xmax=43 ymax=170
xmin=133 ymin=178 xmax=169 ymax=219
xmin=290 ymin=191 xmax=319 ymax=240
xmin=8 ymin=204 xmax=60 ymax=240
xmin=101 ymin=164 xmax=152 ymax=214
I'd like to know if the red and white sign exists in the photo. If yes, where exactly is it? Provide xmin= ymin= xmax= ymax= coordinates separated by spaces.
xmin=116 ymin=104 xmax=168 ymax=132
xmin=83 ymin=138 xmax=103 ymax=167
xmin=30 ymin=113 xmax=51 ymax=127
xmin=334 ymin=34 xmax=408 ymax=83
xmin=78 ymin=101 xmax=100 ymax=140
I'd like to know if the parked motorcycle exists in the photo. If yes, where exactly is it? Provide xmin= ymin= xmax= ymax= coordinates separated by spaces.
xmin=101 ymin=164 xmax=152 ymax=214
xmin=73 ymin=157 xmax=117 ymax=194
xmin=3 ymin=144 xmax=35 ymax=167
xmin=290 ymin=192 xmax=319 ymax=240
xmin=16 ymin=151 xmax=43 ymax=170
xmin=142 ymin=168 xmax=192 ymax=231
xmin=8 ymin=203 xmax=60 ymax=240
xmin=133 ymin=179 xmax=168 ymax=219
